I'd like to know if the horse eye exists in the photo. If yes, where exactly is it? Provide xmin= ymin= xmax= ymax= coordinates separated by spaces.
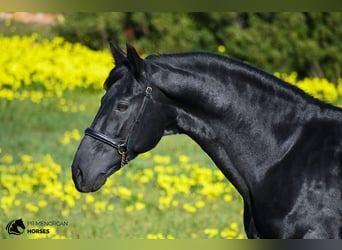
xmin=116 ymin=102 xmax=129 ymax=112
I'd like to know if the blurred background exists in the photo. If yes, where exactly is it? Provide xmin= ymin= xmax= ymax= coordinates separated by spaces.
xmin=0 ymin=12 xmax=341 ymax=239
xmin=2 ymin=12 xmax=341 ymax=80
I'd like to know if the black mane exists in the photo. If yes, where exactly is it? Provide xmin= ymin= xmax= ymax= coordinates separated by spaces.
xmin=147 ymin=51 xmax=341 ymax=112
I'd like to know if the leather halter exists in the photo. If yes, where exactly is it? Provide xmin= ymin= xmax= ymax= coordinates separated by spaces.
xmin=84 ymin=63 xmax=152 ymax=169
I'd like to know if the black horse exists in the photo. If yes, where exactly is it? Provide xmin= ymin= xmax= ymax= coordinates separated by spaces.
xmin=71 ymin=44 xmax=342 ymax=239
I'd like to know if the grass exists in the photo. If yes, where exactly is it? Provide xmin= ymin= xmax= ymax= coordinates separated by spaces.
xmin=0 ymin=91 xmax=101 ymax=165
xmin=0 ymin=90 xmax=245 ymax=239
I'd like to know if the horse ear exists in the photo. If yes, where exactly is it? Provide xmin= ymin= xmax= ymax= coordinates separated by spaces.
xmin=109 ymin=42 xmax=126 ymax=65
xmin=126 ymin=43 xmax=145 ymax=80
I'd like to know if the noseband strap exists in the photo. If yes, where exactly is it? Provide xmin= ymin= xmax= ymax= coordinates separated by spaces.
xmin=84 ymin=127 xmax=128 ymax=168
xmin=84 ymin=62 xmax=153 ymax=169
xmin=84 ymin=128 xmax=126 ymax=152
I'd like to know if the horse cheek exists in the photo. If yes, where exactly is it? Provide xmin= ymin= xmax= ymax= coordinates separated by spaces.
xmin=129 ymin=113 xmax=166 ymax=153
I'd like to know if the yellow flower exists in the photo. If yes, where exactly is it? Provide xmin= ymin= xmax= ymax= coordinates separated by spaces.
xmin=147 ymin=233 xmax=164 ymax=239
xmin=47 ymin=226 xmax=57 ymax=237
xmin=200 ymin=182 xmax=225 ymax=199
xmin=195 ymin=200 xmax=205 ymax=208
xmin=71 ymin=129 xmax=81 ymax=141
xmin=60 ymin=134 xmax=70 ymax=145
xmin=21 ymin=154 xmax=32 ymax=163
xmin=135 ymin=202 xmax=146 ymax=211
xmin=62 ymin=195 xmax=75 ymax=207
xmin=214 ymin=170 xmax=225 ymax=181
xmin=217 ymin=45 xmax=226 ymax=53
xmin=85 ymin=194 xmax=95 ymax=203
xmin=183 ymin=203 xmax=197 ymax=213
xmin=139 ymin=175 xmax=150 ymax=184
xmin=94 ymin=200 xmax=108 ymax=214
xmin=62 ymin=209 xmax=70 ymax=216
xmin=147 ymin=234 xmax=157 ymax=239
xmin=153 ymin=155 xmax=171 ymax=164
xmin=30 ymin=91 xmax=43 ymax=103
xmin=137 ymin=192 xmax=144 ymax=200
xmin=60 ymin=129 xmax=81 ymax=145
xmin=237 ymin=233 xmax=245 ymax=239
xmin=178 ymin=155 xmax=190 ymax=164
xmin=221 ymin=222 xmax=240 ymax=238
xmin=158 ymin=195 xmax=173 ymax=210
xmin=223 ymin=194 xmax=233 ymax=202
xmin=139 ymin=151 xmax=151 ymax=159
xmin=171 ymin=200 xmax=179 ymax=207
xmin=204 ymin=228 xmax=218 ymax=238
xmin=125 ymin=205 xmax=134 ymax=213
xmin=0 ymin=34 xmax=113 ymax=105
xmin=117 ymin=186 xmax=132 ymax=199
xmin=166 ymin=234 xmax=175 ymax=239
xmin=230 ymin=222 xmax=238 ymax=230
xmin=1 ymin=195 xmax=15 ymax=211
xmin=220 ymin=228 xmax=237 ymax=238
xmin=0 ymin=89 xmax=14 ymax=100
xmin=38 ymin=200 xmax=48 ymax=208
xmin=26 ymin=203 xmax=39 ymax=213
xmin=277 ymin=72 xmax=340 ymax=104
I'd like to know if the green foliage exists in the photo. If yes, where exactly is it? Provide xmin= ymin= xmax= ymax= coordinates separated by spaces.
xmin=54 ymin=12 xmax=342 ymax=81
xmin=53 ymin=13 xmax=125 ymax=50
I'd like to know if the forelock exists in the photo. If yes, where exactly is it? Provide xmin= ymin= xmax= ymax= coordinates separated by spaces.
xmin=103 ymin=65 xmax=129 ymax=90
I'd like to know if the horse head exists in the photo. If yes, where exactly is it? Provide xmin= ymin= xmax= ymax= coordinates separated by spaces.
xmin=71 ymin=44 xmax=172 ymax=193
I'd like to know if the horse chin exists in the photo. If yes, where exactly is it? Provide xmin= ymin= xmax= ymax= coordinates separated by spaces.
xmin=74 ymin=174 xmax=107 ymax=193
xmin=104 ymin=164 xmax=121 ymax=179
xmin=73 ymin=161 xmax=121 ymax=193
xmin=91 ymin=174 xmax=108 ymax=192
xmin=90 ymin=164 xmax=121 ymax=192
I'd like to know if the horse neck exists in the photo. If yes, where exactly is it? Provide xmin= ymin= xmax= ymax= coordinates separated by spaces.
xmin=150 ymin=53 xmax=334 ymax=196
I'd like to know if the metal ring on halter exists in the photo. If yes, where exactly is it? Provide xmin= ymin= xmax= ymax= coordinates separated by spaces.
xmin=117 ymin=146 xmax=127 ymax=156
xmin=146 ymin=86 xmax=152 ymax=94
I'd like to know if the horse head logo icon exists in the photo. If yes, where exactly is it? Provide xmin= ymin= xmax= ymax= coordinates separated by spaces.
xmin=6 ymin=218 xmax=26 ymax=235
